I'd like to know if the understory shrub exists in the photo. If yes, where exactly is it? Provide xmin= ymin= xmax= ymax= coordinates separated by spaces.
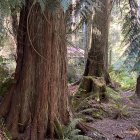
xmin=109 ymin=67 xmax=136 ymax=90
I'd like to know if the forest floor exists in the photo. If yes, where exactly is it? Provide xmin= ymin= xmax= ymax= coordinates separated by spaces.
xmin=89 ymin=91 xmax=140 ymax=140
xmin=69 ymin=86 xmax=140 ymax=140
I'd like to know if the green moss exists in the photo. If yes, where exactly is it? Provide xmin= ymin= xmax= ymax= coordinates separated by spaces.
xmin=106 ymin=87 xmax=121 ymax=101
xmin=92 ymin=110 xmax=103 ymax=119
xmin=71 ymin=76 xmax=108 ymax=114
xmin=111 ymin=102 xmax=129 ymax=119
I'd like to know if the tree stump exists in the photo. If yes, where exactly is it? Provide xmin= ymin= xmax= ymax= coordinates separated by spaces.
xmin=79 ymin=76 xmax=107 ymax=101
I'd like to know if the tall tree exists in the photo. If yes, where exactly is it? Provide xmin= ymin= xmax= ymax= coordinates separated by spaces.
xmin=0 ymin=1 xmax=69 ymax=139
xmin=84 ymin=0 xmax=112 ymax=83
xmin=77 ymin=0 xmax=112 ymax=100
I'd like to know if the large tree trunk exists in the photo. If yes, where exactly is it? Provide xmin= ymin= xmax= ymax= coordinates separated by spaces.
xmin=84 ymin=0 xmax=112 ymax=85
xmin=80 ymin=0 xmax=112 ymax=99
xmin=136 ymin=75 xmax=140 ymax=98
xmin=0 ymin=1 xmax=69 ymax=140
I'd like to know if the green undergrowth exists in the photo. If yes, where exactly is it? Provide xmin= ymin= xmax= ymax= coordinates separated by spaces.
xmin=104 ymin=87 xmax=129 ymax=119
xmin=75 ymin=107 xmax=106 ymax=121
xmin=0 ymin=78 xmax=14 ymax=96
xmin=109 ymin=68 xmax=136 ymax=91
xmin=70 ymin=89 xmax=109 ymax=121
xmin=0 ymin=119 xmax=12 ymax=140
xmin=54 ymin=118 xmax=92 ymax=140
xmin=106 ymin=87 xmax=121 ymax=101
xmin=0 ymin=59 xmax=14 ymax=96
xmin=71 ymin=86 xmax=121 ymax=111
xmin=70 ymin=82 xmax=125 ymax=121
xmin=71 ymin=91 xmax=95 ymax=112
xmin=110 ymin=100 xmax=129 ymax=119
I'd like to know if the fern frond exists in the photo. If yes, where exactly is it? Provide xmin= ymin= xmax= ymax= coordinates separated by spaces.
xmin=66 ymin=129 xmax=81 ymax=139
xmin=63 ymin=118 xmax=92 ymax=140
xmin=64 ymin=118 xmax=82 ymax=135
xmin=72 ymin=135 xmax=92 ymax=140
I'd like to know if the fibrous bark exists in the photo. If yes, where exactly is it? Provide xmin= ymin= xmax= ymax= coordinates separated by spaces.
xmin=0 ymin=1 xmax=69 ymax=140
xmin=80 ymin=0 xmax=112 ymax=99
xmin=84 ymin=0 xmax=112 ymax=85
xmin=136 ymin=75 xmax=140 ymax=98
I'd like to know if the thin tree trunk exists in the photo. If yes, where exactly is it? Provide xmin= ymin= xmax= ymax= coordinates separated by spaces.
xmin=0 ymin=1 xmax=69 ymax=139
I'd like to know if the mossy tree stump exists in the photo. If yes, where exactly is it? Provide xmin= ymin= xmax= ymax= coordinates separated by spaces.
xmin=79 ymin=76 xmax=107 ymax=101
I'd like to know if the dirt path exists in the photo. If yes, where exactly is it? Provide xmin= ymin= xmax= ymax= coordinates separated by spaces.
xmin=89 ymin=91 xmax=140 ymax=140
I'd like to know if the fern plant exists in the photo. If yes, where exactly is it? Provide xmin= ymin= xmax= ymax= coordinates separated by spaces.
xmin=54 ymin=118 xmax=92 ymax=140
xmin=111 ymin=100 xmax=129 ymax=119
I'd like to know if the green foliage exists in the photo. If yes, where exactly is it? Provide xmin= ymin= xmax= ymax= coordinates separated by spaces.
xmin=37 ymin=0 xmax=102 ymax=15
xmin=0 ymin=58 xmax=9 ymax=84
xmin=0 ymin=78 xmax=13 ymax=96
xmin=106 ymin=87 xmax=121 ymax=100
xmin=121 ymin=0 xmax=140 ymax=73
xmin=0 ymin=0 xmax=102 ymax=46
xmin=71 ymin=89 xmax=108 ymax=121
xmin=0 ymin=14 xmax=7 ymax=45
xmin=110 ymin=68 xmax=136 ymax=90
xmin=111 ymin=100 xmax=129 ymax=119
xmin=0 ymin=57 xmax=14 ymax=96
xmin=54 ymin=118 xmax=92 ymax=140
xmin=0 ymin=119 xmax=12 ymax=140
xmin=76 ymin=107 xmax=104 ymax=120
xmin=54 ymin=118 xmax=64 ymax=140
xmin=0 ymin=0 xmax=23 ymax=15
xmin=68 ymin=59 xmax=84 ymax=83
xmin=68 ymin=64 xmax=78 ymax=83
xmin=72 ymin=93 xmax=95 ymax=112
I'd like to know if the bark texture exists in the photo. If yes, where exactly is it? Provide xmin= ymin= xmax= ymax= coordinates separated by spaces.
xmin=136 ymin=75 xmax=140 ymax=98
xmin=0 ymin=1 xmax=69 ymax=140
xmin=79 ymin=0 xmax=113 ymax=99
xmin=84 ymin=0 xmax=112 ymax=85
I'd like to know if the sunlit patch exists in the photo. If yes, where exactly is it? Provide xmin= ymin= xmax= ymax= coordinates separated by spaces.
xmin=125 ymin=126 xmax=140 ymax=137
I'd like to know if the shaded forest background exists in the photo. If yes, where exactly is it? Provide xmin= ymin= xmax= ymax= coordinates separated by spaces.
xmin=0 ymin=0 xmax=140 ymax=140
